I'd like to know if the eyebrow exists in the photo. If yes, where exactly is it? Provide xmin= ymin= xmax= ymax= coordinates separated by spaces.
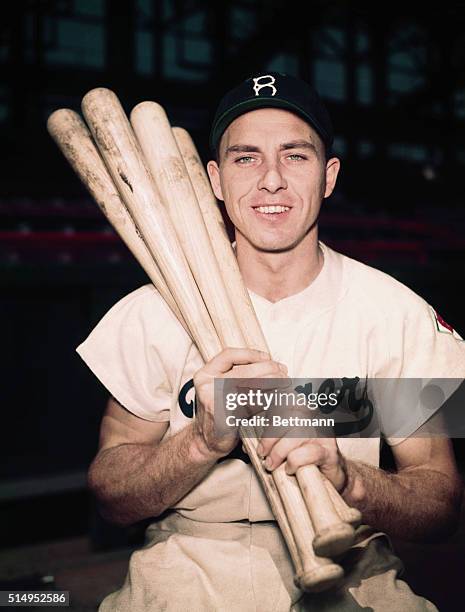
xmin=224 ymin=144 xmax=260 ymax=157
xmin=280 ymin=140 xmax=317 ymax=153
xmin=224 ymin=140 xmax=317 ymax=157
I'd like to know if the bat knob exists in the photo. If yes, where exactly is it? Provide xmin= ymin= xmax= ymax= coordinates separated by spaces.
xmin=296 ymin=562 xmax=344 ymax=593
xmin=312 ymin=522 xmax=355 ymax=557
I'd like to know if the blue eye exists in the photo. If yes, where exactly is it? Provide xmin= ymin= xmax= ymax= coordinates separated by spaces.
xmin=288 ymin=154 xmax=306 ymax=161
xmin=236 ymin=156 xmax=254 ymax=164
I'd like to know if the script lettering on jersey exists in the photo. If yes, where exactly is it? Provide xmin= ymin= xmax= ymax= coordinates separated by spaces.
xmin=179 ymin=378 xmax=195 ymax=418
xmin=294 ymin=377 xmax=374 ymax=436
xmin=178 ymin=376 xmax=373 ymax=465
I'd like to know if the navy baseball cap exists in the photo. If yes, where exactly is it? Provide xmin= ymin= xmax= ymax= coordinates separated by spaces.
xmin=210 ymin=72 xmax=334 ymax=156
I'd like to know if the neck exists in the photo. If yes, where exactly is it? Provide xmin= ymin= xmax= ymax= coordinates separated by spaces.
xmin=236 ymin=228 xmax=323 ymax=303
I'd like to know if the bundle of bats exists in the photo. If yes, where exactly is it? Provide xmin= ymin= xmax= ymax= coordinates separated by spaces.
xmin=47 ymin=88 xmax=362 ymax=592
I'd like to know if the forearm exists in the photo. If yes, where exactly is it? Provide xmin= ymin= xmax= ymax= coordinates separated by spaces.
xmin=342 ymin=460 xmax=462 ymax=541
xmin=88 ymin=423 xmax=220 ymax=526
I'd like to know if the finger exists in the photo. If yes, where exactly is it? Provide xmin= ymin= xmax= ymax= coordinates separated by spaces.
xmin=230 ymin=361 xmax=288 ymax=379
xmin=257 ymin=436 xmax=279 ymax=458
xmin=233 ymin=379 xmax=293 ymax=398
xmin=203 ymin=348 xmax=270 ymax=375
xmin=256 ymin=419 xmax=304 ymax=456
xmin=284 ymin=442 xmax=329 ymax=475
xmin=262 ymin=436 xmax=309 ymax=471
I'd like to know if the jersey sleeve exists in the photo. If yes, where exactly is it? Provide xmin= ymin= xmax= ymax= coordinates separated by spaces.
xmin=76 ymin=284 xmax=179 ymax=422
xmin=388 ymin=300 xmax=465 ymax=378
xmin=377 ymin=296 xmax=465 ymax=444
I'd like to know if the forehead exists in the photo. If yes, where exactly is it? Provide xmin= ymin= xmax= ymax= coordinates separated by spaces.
xmin=220 ymin=107 xmax=321 ymax=150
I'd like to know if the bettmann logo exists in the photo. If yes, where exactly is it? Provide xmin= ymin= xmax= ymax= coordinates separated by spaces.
xmin=252 ymin=74 xmax=277 ymax=97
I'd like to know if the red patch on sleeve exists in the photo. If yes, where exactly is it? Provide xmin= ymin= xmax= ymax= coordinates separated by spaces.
xmin=434 ymin=310 xmax=454 ymax=333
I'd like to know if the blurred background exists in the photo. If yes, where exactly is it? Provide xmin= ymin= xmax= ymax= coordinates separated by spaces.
xmin=1 ymin=1 xmax=464 ymax=610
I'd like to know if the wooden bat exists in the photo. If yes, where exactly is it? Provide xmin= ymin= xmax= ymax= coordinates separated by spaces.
xmin=170 ymin=125 xmax=359 ymax=557
xmin=48 ymin=89 xmax=345 ymax=592
xmin=296 ymin=465 xmax=356 ymax=557
xmin=171 ymin=126 xmax=268 ymax=352
xmin=324 ymin=476 xmax=361 ymax=528
xmin=128 ymin=98 xmax=346 ymax=589
xmin=80 ymin=88 xmax=220 ymax=361
xmin=76 ymin=87 xmax=334 ymax=590
xmin=129 ymin=101 xmax=245 ymax=350
xmin=46 ymin=108 xmax=187 ymax=331
xmin=273 ymin=464 xmax=343 ymax=591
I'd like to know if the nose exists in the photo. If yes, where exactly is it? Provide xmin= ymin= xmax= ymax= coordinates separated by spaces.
xmin=257 ymin=160 xmax=287 ymax=193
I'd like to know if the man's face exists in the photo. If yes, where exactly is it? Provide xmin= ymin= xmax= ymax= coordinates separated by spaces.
xmin=207 ymin=108 xmax=340 ymax=253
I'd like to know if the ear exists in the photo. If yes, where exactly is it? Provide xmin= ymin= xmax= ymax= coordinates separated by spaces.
xmin=207 ymin=160 xmax=224 ymax=201
xmin=324 ymin=157 xmax=341 ymax=198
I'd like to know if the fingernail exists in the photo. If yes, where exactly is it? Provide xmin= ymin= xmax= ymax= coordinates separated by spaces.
xmin=256 ymin=443 xmax=264 ymax=457
xmin=264 ymin=457 xmax=273 ymax=470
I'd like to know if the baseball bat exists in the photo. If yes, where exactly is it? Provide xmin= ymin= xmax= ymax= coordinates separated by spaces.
xmin=46 ymin=108 xmax=188 ymax=331
xmin=324 ymin=476 xmax=361 ymax=528
xmin=273 ymin=464 xmax=343 ymax=591
xmin=296 ymin=465 xmax=355 ymax=557
xmin=46 ymin=106 xmax=315 ymax=585
xmin=81 ymin=88 xmax=220 ymax=361
xmin=46 ymin=107 xmax=314 ymax=583
xmin=78 ymin=88 xmax=341 ymax=591
xmin=171 ymin=127 xmax=268 ymax=352
xmin=130 ymin=99 xmax=345 ymax=588
xmin=171 ymin=125 xmax=357 ymax=557
xmin=129 ymin=101 xmax=245 ymax=350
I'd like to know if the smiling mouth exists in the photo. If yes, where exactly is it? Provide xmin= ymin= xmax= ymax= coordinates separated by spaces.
xmin=252 ymin=205 xmax=291 ymax=214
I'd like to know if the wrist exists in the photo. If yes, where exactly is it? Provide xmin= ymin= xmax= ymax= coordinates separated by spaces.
xmin=193 ymin=431 xmax=226 ymax=463
xmin=191 ymin=395 xmax=238 ymax=462
xmin=340 ymin=460 xmax=366 ymax=505
xmin=187 ymin=422 xmax=221 ymax=462
xmin=189 ymin=397 xmax=226 ymax=463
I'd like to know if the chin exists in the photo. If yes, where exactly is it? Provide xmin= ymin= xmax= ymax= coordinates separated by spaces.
xmin=236 ymin=225 xmax=312 ymax=253
xmin=254 ymin=221 xmax=318 ymax=253
xmin=252 ymin=236 xmax=300 ymax=253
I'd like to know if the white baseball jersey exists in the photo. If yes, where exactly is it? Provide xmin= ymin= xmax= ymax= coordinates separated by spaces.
xmin=77 ymin=242 xmax=462 ymax=611
xmin=77 ymin=241 xmax=465 ymax=524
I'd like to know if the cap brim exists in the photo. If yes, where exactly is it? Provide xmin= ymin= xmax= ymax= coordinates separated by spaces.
xmin=210 ymin=97 xmax=330 ymax=152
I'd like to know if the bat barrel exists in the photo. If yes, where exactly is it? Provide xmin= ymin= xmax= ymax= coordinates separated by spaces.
xmin=130 ymin=102 xmax=246 ymax=350
xmin=172 ymin=127 xmax=269 ymax=352
xmin=81 ymin=87 xmax=221 ymax=361
xmin=46 ymin=108 xmax=188 ymax=330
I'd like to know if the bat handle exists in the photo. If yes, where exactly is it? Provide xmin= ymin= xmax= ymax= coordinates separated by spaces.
xmin=241 ymin=431 xmax=343 ymax=592
xmin=296 ymin=464 xmax=356 ymax=557
xmin=272 ymin=464 xmax=344 ymax=592
xmin=323 ymin=476 xmax=362 ymax=528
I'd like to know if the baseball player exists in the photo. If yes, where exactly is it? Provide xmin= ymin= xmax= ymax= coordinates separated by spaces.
xmin=78 ymin=72 xmax=464 ymax=611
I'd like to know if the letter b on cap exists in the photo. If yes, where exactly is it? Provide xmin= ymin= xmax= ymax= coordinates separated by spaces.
xmin=252 ymin=75 xmax=277 ymax=97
